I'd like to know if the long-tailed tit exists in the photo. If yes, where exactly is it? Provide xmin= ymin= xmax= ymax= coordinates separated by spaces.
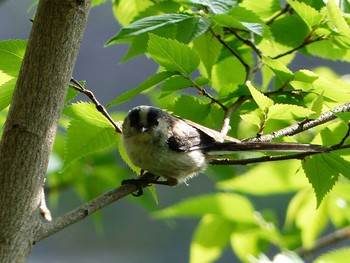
xmin=122 ymin=105 xmax=324 ymax=186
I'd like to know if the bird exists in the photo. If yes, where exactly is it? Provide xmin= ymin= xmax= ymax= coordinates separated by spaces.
xmin=121 ymin=105 xmax=325 ymax=187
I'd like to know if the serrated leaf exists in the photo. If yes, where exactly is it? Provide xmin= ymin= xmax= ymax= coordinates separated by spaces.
xmin=187 ymin=0 xmax=236 ymax=14
xmin=190 ymin=215 xmax=232 ymax=263
xmin=63 ymin=102 xmax=112 ymax=127
xmin=309 ymin=93 xmax=323 ymax=119
xmin=303 ymin=153 xmax=344 ymax=207
xmin=240 ymin=0 xmax=281 ymax=20
xmin=0 ymin=40 xmax=27 ymax=77
xmin=194 ymin=76 xmax=209 ymax=86
xmin=219 ymin=160 xmax=307 ymax=195
xmin=148 ymin=34 xmax=200 ymax=75
xmin=327 ymin=0 xmax=350 ymax=47
xmin=293 ymin=69 xmax=319 ymax=83
xmin=112 ymin=0 xmax=153 ymax=26
xmin=107 ymin=71 xmax=175 ymax=107
xmin=268 ymin=104 xmax=313 ymax=120
xmin=110 ymin=13 xmax=186 ymax=41
xmin=262 ymin=56 xmax=294 ymax=84
xmin=171 ymin=95 xmax=209 ymax=124
xmin=334 ymin=112 xmax=350 ymax=124
xmin=313 ymin=248 xmax=350 ymax=263
xmin=247 ymin=81 xmax=274 ymax=110
xmin=213 ymin=7 xmax=272 ymax=38
xmin=287 ymin=0 xmax=324 ymax=29
xmin=240 ymin=113 xmax=261 ymax=128
xmin=154 ymin=193 xmax=256 ymax=223
xmin=63 ymin=121 xmax=117 ymax=170
xmin=106 ymin=14 xmax=210 ymax=45
xmin=192 ymin=32 xmax=222 ymax=78
xmin=160 ymin=75 xmax=192 ymax=98
xmin=285 ymin=189 xmax=329 ymax=247
xmin=0 ymin=78 xmax=16 ymax=112
xmin=0 ymin=40 xmax=27 ymax=111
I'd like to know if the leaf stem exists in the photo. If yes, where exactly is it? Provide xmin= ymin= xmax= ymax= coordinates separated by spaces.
xmin=70 ymin=78 xmax=122 ymax=133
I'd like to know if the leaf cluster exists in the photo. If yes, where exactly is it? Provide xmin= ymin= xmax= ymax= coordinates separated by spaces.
xmin=2 ymin=0 xmax=350 ymax=262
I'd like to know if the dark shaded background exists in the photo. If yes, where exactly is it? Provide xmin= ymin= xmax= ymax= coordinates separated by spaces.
xmin=1 ymin=1 xmax=349 ymax=262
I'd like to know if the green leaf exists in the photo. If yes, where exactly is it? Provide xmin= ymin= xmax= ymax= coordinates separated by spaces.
xmin=240 ymin=113 xmax=261 ymax=128
xmin=302 ymin=153 xmax=347 ymax=206
xmin=187 ymin=0 xmax=236 ymax=14
xmin=63 ymin=121 xmax=117 ymax=170
xmin=270 ymin=15 xmax=309 ymax=48
xmin=334 ymin=112 xmax=350 ymax=124
xmin=262 ymin=56 xmax=294 ymax=84
xmin=171 ymin=95 xmax=210 ymax=124
xmin=309 ymin=93 xmax=323 ymax=119
xmin=192 ymin=32 xmax=222 ymax=78
xmin=120 ymin=35 xmax=149 ymax=63
xmin=160 ymin=75 xmax=192 ymax=98
xmin=247 ymin=81 xmax=274 ymax=111
xmin=106 ymin=14 xmax=210 ymax=45
xmin=148 ymin=34 xmax=200 ymax=75
xmin=154 ymin=193 xmax=257 ymax=223
xmin=107 ymin=71 xmax=175 ymax=107
xmin=0 ymin=40 xmax=27 ymax=111
xmin=240 ymin=0 xmax=282 ymax=20
xmin=285 ymin=189 xmax=329 ymax=247
xmin=112 ymin=0 xmax=153 ymax=26
xmin=0 ymin=40 xmax=27 ymax=77
xmin=327 ymin=0 xmax=350 ymax=48
xmin=190 ymin=215 xmax=232 ymax=263
xmin=293 ymin=69 xmax=319 ymax=83
xmin=268 ymin=104 xmax=313 ymax=120
xmin=92 ymin=0 xmax=109 ymax=7
xmin=313 ymin=248 xmax=350 ymax=263
xmin=287 ymin=0 xmax=324 ymax=29
xmin=0 ymin=78 xmax=16 ymax=112
xmin=218 ymin=160 xmax=307 ymax=195
xmin=63 ymin=102 xmax=112 ymax=127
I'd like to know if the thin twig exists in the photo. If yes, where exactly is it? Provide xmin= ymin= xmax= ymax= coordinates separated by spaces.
xmin=226 ymin=28 xmax=262 ymax=58
xmin=186 ymin=76 xmax=227 ymax=111
xmin=210 ymin=29 xmax=250 ymax=80
xmin=209 ymin=144 xmax=350 ymax=166
xmin=271 ymin=35 xmax=327 ymax=60
xmin=295 ymin=226 xmax=350 ymax=257
xmin=266 ymin=4 xmax=291 ymax=25
xmin=34 ymin=181 xmax=152 ymax=242
xmin=250 ymin=101 xmax=350 ymax=142
xmin=70 ymin=78 xmax=122 ymax=133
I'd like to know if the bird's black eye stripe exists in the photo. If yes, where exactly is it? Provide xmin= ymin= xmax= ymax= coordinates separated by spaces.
xmin=147 ymin=107 xmax=160 ymax=126
xmin=128 ymin=108 xmax=140 ymax=128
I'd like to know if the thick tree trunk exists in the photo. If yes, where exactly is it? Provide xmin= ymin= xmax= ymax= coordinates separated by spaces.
xmin=0 ymin=0 xmax=91 ymax=261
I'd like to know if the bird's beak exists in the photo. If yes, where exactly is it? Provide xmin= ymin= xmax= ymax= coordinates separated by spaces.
xmin=140 ymin=126 xmax=148 ymax=133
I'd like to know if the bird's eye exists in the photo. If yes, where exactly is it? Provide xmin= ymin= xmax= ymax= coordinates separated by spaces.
xmin=155 ymin=119 xmax=159 ymax=126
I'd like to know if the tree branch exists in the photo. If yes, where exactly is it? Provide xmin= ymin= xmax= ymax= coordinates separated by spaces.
xmin=249 ymin=101 xmax=350 ymax=142
xmin=209 ymin=144 xmax=350 ymax=166
xmin=295 ymin=226 xmax=350 ymax=257
xmin=34 ymin=180 xmax=151 ymax=242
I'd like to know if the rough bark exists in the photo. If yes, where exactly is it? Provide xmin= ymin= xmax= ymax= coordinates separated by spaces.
xmin=0 ymin=0 xmax=92 ymax=261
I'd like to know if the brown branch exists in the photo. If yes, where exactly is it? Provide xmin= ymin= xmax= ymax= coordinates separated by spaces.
xmin=210 ymin=29 xmax=250 ymax=80
xmin=70 ymin=78 xmax=122 ymax=133
xmin=295 ymin=226 xmax=350 ymax=257
xmin=271 ymin=35 xmax=327 ymax=60
xmin=34 ymin=180 xmax=152 ymax=242
xmin=209 ymin=143 xmax=350 ymax=166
